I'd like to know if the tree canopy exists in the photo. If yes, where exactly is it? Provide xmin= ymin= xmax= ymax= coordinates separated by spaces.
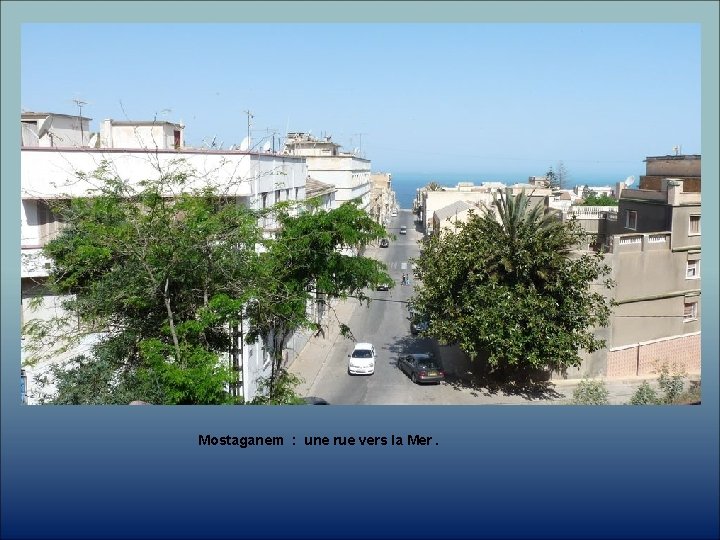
xmin=411 ymin=188 xmax=614 ymax=373
xmin=24 ymin=168 xmax=391 ymax=404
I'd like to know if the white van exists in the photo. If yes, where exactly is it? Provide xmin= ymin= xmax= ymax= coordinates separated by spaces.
xmin=348 ymin=343 xmax=376 ymax=375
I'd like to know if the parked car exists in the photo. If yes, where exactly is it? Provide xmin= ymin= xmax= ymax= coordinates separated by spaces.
xmin=376 ymin=282 xmax=390 ymax=291
xmin=348 ymin=343 xmax=376 ymax=375
xmin=410 ymin=313 xmax=429 ymax=335
xmin=379 ymin=238 xmax=390 ymax=248
xmin=399 ymin=226 xmax=407 ymax=235
xmin=397 ymin=353 xmax=444 ymax=384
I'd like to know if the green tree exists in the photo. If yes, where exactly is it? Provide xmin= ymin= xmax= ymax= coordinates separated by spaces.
xmin=578 ymin=193 xmax=618 ymax=206
xmin=25 ymin=168 xmax=263 ymax=404
xmin=244 ymin=198 xmax=392 ymax=399
xmin=546 ymin=167 xmax=558 ymax=190
xmin=411 ymin=188 xmax=614 ymax=373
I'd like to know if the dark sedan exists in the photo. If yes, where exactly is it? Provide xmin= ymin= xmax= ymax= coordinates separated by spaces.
xmin=379 ymin=238 xmax=390 ymax=248
xmin=410 ymin=314 xmax=429 ymax=335
xmin=397 ymin=353 xmax=445 ymax=384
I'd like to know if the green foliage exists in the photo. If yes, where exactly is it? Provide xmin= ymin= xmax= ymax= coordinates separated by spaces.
xmin=657 ymin=364 xmax=687 ymax=404
xmin=571 ymin=379 xmax=610 ymax=405
xmin=628 ymin=365 xmax=697 ymax=405
xmin=577 ymin=193 xmax=618 ymax=206
xmin=629 ymin=382 xmax=660 ymax=405
xmin=31 ymin=171 xmax=261 ymax=404
xmin=28 ymin=167 xmax=390 ymax=404
xmin=412 ymin=188 xmax=614 ymax=373
xmin=250 ymin=369 xmax=305 ymax=405
xmin=245 ymin=198 xmax=391 ymax=392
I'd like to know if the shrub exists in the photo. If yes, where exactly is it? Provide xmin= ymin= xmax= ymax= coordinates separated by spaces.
xmin=629 ymin=381 xmax=659 ymax=405
xmin=657 ymin=365 xmax=686 ymax=404
xmin=572 ymin=379 xmax=610 ymax=405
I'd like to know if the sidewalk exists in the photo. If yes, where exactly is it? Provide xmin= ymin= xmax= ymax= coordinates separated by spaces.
xmin=288 ymin=298 xmax=359 ymax=397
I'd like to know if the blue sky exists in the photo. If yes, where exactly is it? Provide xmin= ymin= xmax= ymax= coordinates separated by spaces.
xmin=21 ymin=23 xmax=700 ymax=181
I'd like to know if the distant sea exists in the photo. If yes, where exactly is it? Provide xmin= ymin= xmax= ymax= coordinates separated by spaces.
xmin=390 ymin=172 xmax=631 ymax=210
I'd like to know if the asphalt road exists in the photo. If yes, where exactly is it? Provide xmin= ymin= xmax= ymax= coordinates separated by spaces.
xmin=309 ymin=210 xmax=455 ymax=405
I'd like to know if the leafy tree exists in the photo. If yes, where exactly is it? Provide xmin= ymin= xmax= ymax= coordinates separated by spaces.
xmin=245 ymin=198 xmax=392 ymax=399
xmin=23 ymin=156 xmax=393 ymax=404
xmin=545 ymin=167 xmax=558 ymax=190
xmin=578 ymin=193 xmax=618 ymax=206
xmin=411 ymin=188 xmax=614 ymax=374
xmin=26 ymin=169 xmax=263 ymax=404
xmin=546 ymin=161 xmax=569 ymax=190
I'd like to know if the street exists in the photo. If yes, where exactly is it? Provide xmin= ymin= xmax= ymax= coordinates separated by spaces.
xmin=308 ymin=209 xmax=453 ymax=404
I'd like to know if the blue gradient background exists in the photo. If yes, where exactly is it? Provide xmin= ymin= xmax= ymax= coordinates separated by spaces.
xmin=2 ymin=2 xmax=718 ymax=540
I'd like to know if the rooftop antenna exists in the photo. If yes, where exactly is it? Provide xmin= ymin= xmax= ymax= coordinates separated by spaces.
xmin=244 ymin=110 xmax=253 ymax=151
xmin=72 ymin=98 xmax=88 ymax=145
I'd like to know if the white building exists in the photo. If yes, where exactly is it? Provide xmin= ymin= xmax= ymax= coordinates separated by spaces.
xmin=20 ymin=113 xmax=309 ymax=403
xmin=283 ymin=132 xmax=372 ymax=212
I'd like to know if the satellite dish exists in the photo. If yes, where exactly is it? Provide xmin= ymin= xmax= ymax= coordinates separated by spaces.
xmin=37 ymin=115 xmax=54 ymax=139
xmin=239 ymin=137 xmax=250 ymax=151
xmin=87 ymin=133 xmax=98 ymax=148
xmin=625 ymin=175 xmax=635 ymax=187
xmin=261 ymin=140 xmax=271 ymax=152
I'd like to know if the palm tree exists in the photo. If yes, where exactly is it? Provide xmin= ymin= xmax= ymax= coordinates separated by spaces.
xmin=481 ymin=188 xmax=570 ymax=285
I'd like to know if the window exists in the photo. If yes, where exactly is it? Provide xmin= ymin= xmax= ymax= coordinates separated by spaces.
xmin=689 ymin=215 xmax=700 ymax=235
xmin=686 ymin=260 xmax=699 ymax=279
xmin=625 ymin=210 xmax=637 ymax=230
xmin=275 ymin=189 xmax=281 ymax=203
xmin=683 ymin=302 xmax=697 ymax=322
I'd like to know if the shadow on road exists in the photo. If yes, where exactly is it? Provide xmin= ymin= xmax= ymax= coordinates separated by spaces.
xmin=384 ymin=333 xmax=565 ymax=402
xmin=443 ymin=368 xmax=565 ymax=402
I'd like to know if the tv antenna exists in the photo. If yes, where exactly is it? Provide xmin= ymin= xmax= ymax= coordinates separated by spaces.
xmin=72 ymin=98 xmax=88 ymax=145
xmin=244 ymin=110 xmax=253 ymax=150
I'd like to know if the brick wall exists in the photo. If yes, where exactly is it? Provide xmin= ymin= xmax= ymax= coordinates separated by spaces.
xmin=606 ymin=333 xmax=701 ymax=377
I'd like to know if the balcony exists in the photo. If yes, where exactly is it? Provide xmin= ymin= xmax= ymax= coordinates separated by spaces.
xmin=603 ymin=232 xmax=671 ymax=254
xmin=21 ymin=247 xmax=52 ymax=278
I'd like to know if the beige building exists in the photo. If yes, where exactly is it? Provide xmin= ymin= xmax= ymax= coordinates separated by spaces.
xmin=568 ymin=154 xmax=702 ymax=379
xmin=432 ymin=200 xmax=482 ymax=236
xmin=369 ymin=172 xmax=395 ymax=225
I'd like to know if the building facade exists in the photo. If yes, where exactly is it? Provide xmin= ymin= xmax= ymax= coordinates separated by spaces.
xmin=567 ymin=155 xmax=702 ymax=379
xmin=20 ymin=113 xmax=309 ymax=403
xmin=283 ymin=132 xmax=372 ymax=213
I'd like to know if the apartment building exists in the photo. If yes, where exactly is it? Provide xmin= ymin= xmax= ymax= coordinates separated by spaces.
xmin=283 ymin=132 xmax=372 ymax=212
xmin=20 ymin=112 xmax=309 ymax=403
xmin=568 ymin=154 xmax=702 ymax=379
